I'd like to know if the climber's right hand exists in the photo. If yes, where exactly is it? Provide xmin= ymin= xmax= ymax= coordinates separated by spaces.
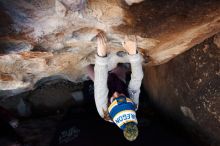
xmin=122 ymin=35 xmax=137 ymax=55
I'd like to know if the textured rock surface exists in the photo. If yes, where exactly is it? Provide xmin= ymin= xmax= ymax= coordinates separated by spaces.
xmin=0 ymin=1 xmax=220 ymax=145
xmin=144 ymin=36 xmax=220 ymax=145
xmin=214 ymin=33 xmax=220 ymax=48
xmin=0 ymin=0 xmax=220 ymax=96
xmin=0 ymin=77 xmax=84 ymax=117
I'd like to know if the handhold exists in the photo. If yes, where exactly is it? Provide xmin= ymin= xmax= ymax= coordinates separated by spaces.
xmin=55 ymin=0 xmax=67 ymax=17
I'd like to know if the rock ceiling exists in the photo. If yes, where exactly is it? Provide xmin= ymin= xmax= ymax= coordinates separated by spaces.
xmin=0 ymin=0 xmax=220 ymax=96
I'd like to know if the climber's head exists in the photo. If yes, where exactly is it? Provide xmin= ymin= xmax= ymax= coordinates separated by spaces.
xmin=123 ymin=122 xmax=138 ymax=141
xmin=108 ymin=95 xmax=138 ymax=141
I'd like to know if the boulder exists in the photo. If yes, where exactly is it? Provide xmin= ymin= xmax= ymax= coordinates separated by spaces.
xmin=144 ymin=36 xmax=220 ymax=145
xmin=0 ymin=1 xmax=220 ymax=145
xmin=214 ymin=33 xmax=220 ymax=48
xmin=0 ymin=0 xmax=220 ymax=96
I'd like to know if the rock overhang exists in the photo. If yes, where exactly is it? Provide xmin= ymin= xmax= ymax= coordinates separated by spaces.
xmin=0 ymin=0 xmax=220 ymax=96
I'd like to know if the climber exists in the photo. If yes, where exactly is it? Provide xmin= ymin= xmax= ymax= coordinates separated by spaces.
xmin=86 ymin=31 xmax=143 ymax=141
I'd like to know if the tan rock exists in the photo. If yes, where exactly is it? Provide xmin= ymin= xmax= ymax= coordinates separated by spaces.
xmin=214 ymin=33 xmax=220 ymax=48
xmin=55 ymin=0 xmax=67 ymax=17
xmin=0 ymin=1 xmax=220 ymax=94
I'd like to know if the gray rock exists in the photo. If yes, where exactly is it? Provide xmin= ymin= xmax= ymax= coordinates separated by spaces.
xmin=0 ymin=41 xmax=33 ymax=54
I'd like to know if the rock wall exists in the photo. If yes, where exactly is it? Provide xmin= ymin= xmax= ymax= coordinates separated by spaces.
xmin=0 ymin=1 xmax=220 ymax=144
xmin=1 ymin=0 xmax=220 ymax=97
xmin=144 ymin=35 xmax=220 ymax=145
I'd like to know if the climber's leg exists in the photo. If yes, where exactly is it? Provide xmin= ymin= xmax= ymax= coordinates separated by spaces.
xmin=110 ymin=64 xmax=129 ymax=82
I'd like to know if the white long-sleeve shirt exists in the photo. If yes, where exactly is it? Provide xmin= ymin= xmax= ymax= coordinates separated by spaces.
xmin=94 ymin=53 xmax=144 ymax=119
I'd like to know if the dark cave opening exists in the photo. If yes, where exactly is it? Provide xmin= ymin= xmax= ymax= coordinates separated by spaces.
xmin=0 ymin=79 xmax=203 ymax=146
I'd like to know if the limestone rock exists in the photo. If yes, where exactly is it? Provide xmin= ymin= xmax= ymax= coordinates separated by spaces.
xmin=0 ymin=40 xmax=33 ymax=54
xmin=144 ymin=36 xmax=220 ymax=145
xmin=214 ymin=33 xmax=220 ymax=48
xmin=0 ymin=0 xmax=220 ymax=94
xmin=55 ymin=0 xmax=67 ymax=17
xmin=61 ymin=0 xmax=87 ymax=12
xmin=0 ymin=1 xmax=220 ymax=144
